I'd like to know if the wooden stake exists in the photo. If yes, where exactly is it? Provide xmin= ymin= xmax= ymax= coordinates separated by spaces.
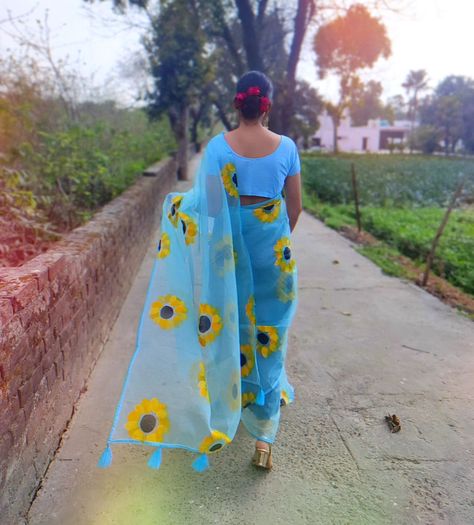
xmin=351 ymin=162 xmax=362 ymax=233
xmin=421 ymin=177 xmax=465 ymax=287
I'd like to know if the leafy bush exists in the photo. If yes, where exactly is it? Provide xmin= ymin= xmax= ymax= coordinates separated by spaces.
xmin=19 ymin=114 xmax=175 ymax=229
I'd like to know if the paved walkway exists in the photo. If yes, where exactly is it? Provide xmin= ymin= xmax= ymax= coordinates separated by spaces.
xmin=28 ymin=155 xmax=474 ymax=525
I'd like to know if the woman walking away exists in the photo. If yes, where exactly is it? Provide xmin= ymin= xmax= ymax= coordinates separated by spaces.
xmin=97 ymin=70 xmax=302 ymax=473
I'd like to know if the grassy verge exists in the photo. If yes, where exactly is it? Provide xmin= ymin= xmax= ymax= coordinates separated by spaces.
xmin=302 ymin=188 xmax=474 ymax=318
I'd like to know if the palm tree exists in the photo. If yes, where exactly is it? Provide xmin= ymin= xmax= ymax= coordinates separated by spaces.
xmin=402 ymin=69 xmax=429 ymax=151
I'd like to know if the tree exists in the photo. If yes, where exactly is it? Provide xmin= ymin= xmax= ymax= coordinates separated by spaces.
xmin=291 ymin=80 xmax=324 ymax=149
xmin=435 ymin=75 xmax=474 ymax=154
xmin=349 ymin=79 xmax=394 ymax=126
xmin=313 ymin=3 xmax=391 ymax=152
xmin=407 ymin=125 xmax=441 ymax=155
xmin=419 ymin=94 xmax=463 ymax=155
xmin=386 ymin=94 xmax=407 ymax=120
xmin=402 ymin=69 xmax=429 ymax=152
xmin=144 ymin=0 xmax=211 ymax=179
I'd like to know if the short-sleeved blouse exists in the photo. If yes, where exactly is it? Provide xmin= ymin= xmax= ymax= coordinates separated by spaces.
xmin=208 ymin=131 xmax=301 ymax=199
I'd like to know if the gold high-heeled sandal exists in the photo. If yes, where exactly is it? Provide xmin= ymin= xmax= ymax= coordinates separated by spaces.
xmin=252 ymin=443 xmax=272 ymax=470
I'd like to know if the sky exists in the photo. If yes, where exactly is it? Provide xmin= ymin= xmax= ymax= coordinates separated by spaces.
xmin=1 ymin=0 xmax=473 ymax=105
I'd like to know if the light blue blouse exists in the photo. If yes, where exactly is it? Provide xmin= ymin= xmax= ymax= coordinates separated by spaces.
xmin=209 ymin=131 xmax=301 ymax=198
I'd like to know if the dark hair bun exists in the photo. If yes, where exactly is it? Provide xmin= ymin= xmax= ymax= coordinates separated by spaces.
xmin=235 ymin=70 xmax=273 ymax=120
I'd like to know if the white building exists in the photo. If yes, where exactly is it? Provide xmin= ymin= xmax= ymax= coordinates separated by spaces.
xmin=313 ymin=108 xmax=414 ymax=153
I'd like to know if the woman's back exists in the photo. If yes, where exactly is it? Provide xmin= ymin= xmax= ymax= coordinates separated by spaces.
xmin=210 ymin=130 xmax=301 ymax=203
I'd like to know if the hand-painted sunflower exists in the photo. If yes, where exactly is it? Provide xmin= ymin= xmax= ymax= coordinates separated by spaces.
xmin=280 ymin=390 xmax=290 ymax=406
xmin=149 ymin=295 xmax=187 ymax=329
xmin=212 ymin=236 xmax=237 ymax=276
xmin=156 ymin=232 xmax=170 ymax=259
xmin=167 ymin=195 xmax=183 ymax=227
xmin=199 ymin=429 xmax=231 ymax=454
xmin=221 ymin=162 xmax=239 ymax=198
xmin=179 ymin=212 xmax=198 ymax=246
xmin=274 ymin=237 xmax=295 ymax=273
xmin=245 ymin=295 xmax=256 ymax=326
xmin=241 ymin=391 xmax=257 ymax=408
xmin=198 ymin=361 xmax=210 ymax=402
xmin=253 ymin=199 xmax=281 ymax=223
xmin=240 ymin=344 xmax=255 ymax=377
xmin=124 ymin=397 xmax=170 ymax=442
xmin=256 ymin=325 xmax=280 ymax=357
xmin=198 ymin=303 xmax=223 ymax=346
xmin=277 ymin=272 xmax=296 ymax=303
xmin=226 ymin=369 xmax=241 ymax=411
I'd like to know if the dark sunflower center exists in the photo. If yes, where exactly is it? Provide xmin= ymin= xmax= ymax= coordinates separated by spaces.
xmin=263 ymin=204 xmax=274 ymax=213
xmin=171 ymin=203 xmax=176 ymax=216
xmin=199 ymin=315 xmax=211 ymax=333
xmin=158 ymin=239 xmax=162 ymax=251
xmin=257 ymin=332 xmax=270 ymax=345
xmin=240 ymin=352 xmax=247 ymax=367
xmin=140 ymin=413 xmax=157 ymax=433
xmin=232 ymin=173 xmax=238 ymax=187
xmin=160 ymin=305 xmax=174 ymax=319
xmin=223 ymin=245 xmax=232 ymax=259
xmin=283 ymin=247 xmax=291 ymax=260
xmin=209 ymin=443 xmax=223 ymax=452
xmin=181 ymin=219 xmax=187 ymax=234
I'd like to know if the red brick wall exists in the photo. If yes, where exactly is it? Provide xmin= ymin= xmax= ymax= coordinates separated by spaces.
xmin=0 ymin=157 xmax=177 ymax=522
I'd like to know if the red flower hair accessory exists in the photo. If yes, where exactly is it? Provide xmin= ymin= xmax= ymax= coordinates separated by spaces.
xmin=259 ymin=96 xmax=270 ymax=113
xmin=233 ymin=85 xmax=271 ymax=113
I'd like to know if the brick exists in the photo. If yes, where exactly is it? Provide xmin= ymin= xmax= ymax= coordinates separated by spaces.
xmin=44 ymin=364 xmax=57 ymax=390
xmin=17 ymin=377 xmax=33 ymax=410
xmin=40 ymin=338 xmax=61 ymax=373
xmin=0 ymin=276 xmax=37 ymax=315
xmin=18 ymin=260 xmax=49 ymax=292
xmin=0 ymin=298 xmax=13 ymax=326
xmin=9 ymin=414 xmax=27 ymax=445
xmin=17 ymin=293 xmax=50 ymax=332
xmin=0 ymin=431 xmax=14 ymax=464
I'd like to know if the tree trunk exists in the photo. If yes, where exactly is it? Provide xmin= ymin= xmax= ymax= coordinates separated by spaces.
xmin=235 ymin=0 xmax=264 ymax=71
xmin=213 ymin=100 xmax=233 ymax=131
xmin=280 ymin=0 xmax=315 ymax=134
xmin=332 ymin=115 xmax=339 ymax=153
xmin=176 ymin=104 xmax=189 ymax=181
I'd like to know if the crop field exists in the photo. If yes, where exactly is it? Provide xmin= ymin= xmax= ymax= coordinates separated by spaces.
xmin=301 ymin=153 xmax=474 ymax=295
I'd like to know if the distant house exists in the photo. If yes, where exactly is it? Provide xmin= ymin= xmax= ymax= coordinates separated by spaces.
xmin=312 ymin=108 xmax=415 ymax=153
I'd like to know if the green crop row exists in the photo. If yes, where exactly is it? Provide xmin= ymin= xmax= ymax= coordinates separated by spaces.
xmin=301 ymin=153 xmax=474 ymax=207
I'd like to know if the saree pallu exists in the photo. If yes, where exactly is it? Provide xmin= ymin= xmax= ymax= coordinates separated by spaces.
xmin=97 ymin=139 xmax=298 ymax=471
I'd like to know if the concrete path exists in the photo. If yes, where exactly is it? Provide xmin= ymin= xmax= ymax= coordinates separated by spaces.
xmin=28 ymin=155 xmax=474 ymax=525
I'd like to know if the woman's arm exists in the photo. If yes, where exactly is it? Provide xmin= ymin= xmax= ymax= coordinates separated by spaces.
xmin=284 ymin=173 xmax=302 ymax=232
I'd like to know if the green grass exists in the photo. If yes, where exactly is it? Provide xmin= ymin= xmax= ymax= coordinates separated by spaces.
xmin=302 ymin=187 xmax=474 ymax=295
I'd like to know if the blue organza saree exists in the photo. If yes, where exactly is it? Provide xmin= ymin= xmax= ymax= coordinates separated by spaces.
xmin=98 ymin=135 xmax=298 ymax=471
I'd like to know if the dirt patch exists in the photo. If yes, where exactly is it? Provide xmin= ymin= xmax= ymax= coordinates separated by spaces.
xmin=339 ymin=225 xmax=474 ymax=317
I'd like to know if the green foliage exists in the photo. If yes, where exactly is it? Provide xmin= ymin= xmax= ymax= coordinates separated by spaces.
xmin=360 ymin=207 xmax=474 ymax=293
xmin=314 ymin=4 xmax=391 ymax=78
xmin=407 ymin=125 xmax=441 ymax=154
xmin=349 ymin=80 xmax=394 ymax=126
xmin=357 ymin=245 xmax=414 ymax=280
xmin=301 ymin=153 xmax=474 ymax=207
xmin=302 ymin=154 xmax=474 ymax=295
xmin=20 ymin=114 xmax=175 ymax=229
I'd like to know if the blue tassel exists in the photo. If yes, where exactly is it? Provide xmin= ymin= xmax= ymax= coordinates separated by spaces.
xmin=192 ymin=453 xmax=209 ymax=472
xmin=97 ymin=445 xmax=112 ymax=468
xmin=256 ymin=388 xmax=265 ymax=406
xmin=147 ymin=447 xmax=162 ymax=469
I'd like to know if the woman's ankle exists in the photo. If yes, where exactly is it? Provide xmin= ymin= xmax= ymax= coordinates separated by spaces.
xmin=255 ymin=440 xmax=270 ymax=451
